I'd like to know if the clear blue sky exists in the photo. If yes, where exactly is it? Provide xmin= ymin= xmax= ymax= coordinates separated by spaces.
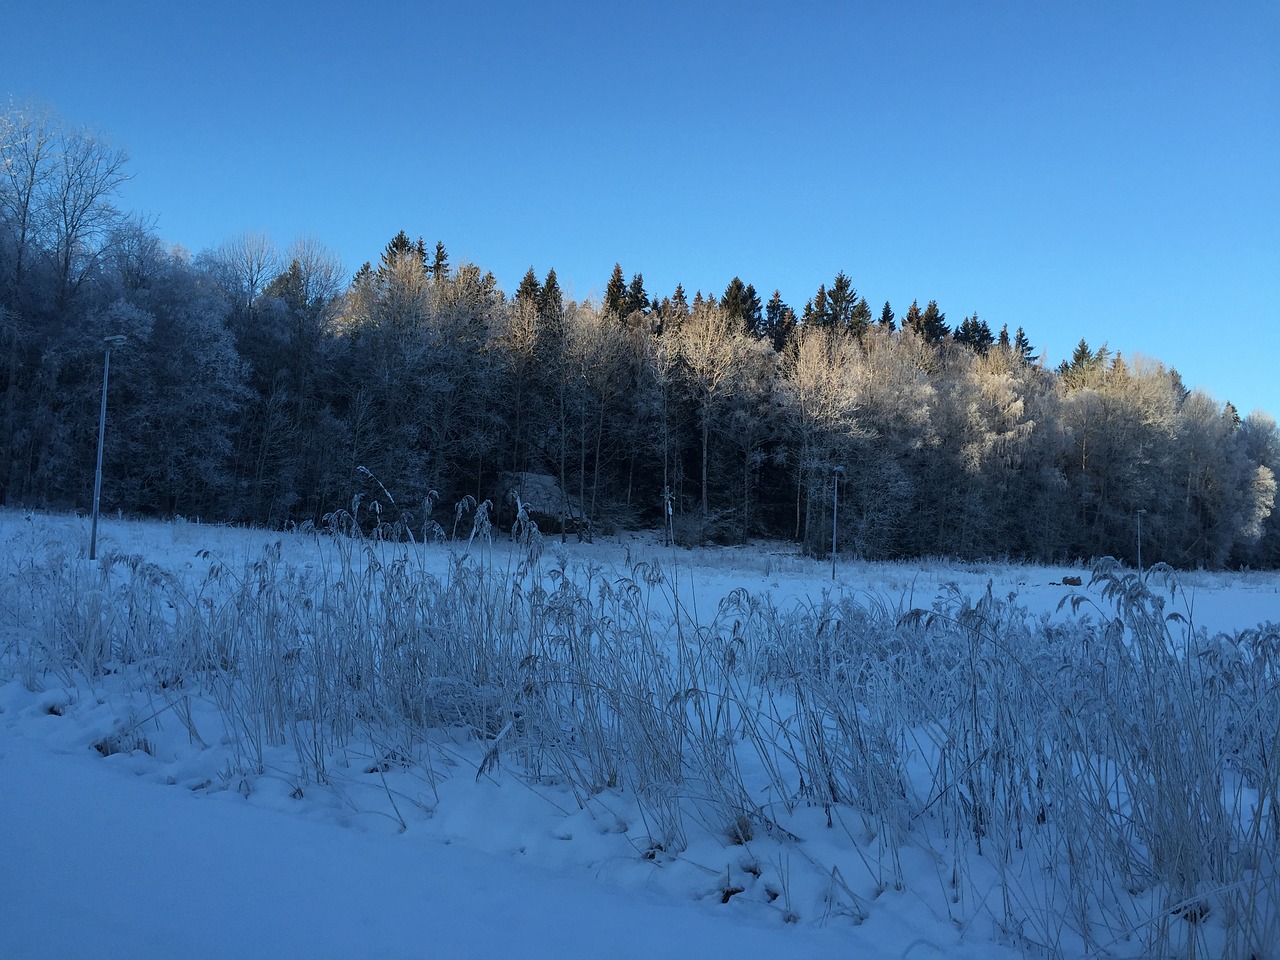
xmin=4 ymin=0 xmax=1277 ymax=416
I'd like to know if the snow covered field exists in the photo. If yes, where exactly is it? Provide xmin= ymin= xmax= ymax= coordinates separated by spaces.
xmin=2 ymin=510 xmax=1276 ymax=959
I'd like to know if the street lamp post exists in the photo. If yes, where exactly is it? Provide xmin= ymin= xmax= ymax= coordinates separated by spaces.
xmin=1136 ymin=508 xmax=1146 ymax=577
xmin=90 ymin=335 xmax=128 ymax=561
xmin=831 ymin=466 xmax=844 ymax=581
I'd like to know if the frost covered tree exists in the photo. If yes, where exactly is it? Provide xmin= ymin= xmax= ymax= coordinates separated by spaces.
xmin=779 ymin=325 xmax=870 ymax=550
xmin=678 ymin=300 xmax=752 ymax=535
xmin=229 ymin=239 xmax=345 ymax=524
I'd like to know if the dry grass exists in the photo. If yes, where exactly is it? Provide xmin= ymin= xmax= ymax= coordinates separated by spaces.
xmin=2 ymin=520 xmax=1276 ymax=959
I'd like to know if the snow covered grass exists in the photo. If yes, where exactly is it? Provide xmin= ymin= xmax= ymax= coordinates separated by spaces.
xmin=2 ymin=509 xmax=1277 ymax=959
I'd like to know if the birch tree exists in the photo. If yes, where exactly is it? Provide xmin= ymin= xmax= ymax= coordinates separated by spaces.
xmin=678 ymin=300 xmax=750 ymax=533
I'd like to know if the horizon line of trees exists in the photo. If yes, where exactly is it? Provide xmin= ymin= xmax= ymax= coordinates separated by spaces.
xmin=3 ymin=101 xmax=1278 ymax=569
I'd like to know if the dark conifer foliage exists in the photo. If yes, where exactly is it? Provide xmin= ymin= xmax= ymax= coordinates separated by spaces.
xmin=604 ymin=263 xmax=627 ymax=317
xmin=878 ymin=301 xmax=895 ymax=330
xmin=826 ymin=272 xmax=857 ymax=335
xmin=901 ymin=299 xmax=949 ymax=343
xmin=669 ymin=284 xmax=690 ymax=319
xmin=901 ymin=299 xmax=923 ymax=336
xmin=429 ymin=241 xmax=449 ymax=280
xmin=763 ymin=290 xmax=796 ymax=351
xmin=720 ymin=276 xmax=762 ymax=334
xmin=539 ymin=268 xmax=563 ymax=320
xmin=516 ymin=266 xmax=541 ymax=306
xmin=381 ymin=230 xmax=419 ymax=271
xmin=803 ymin=284 xmax=830 ymax=326
xmin=954 ymin=313 xmax=994 ymax=353
xmin=625 ymin=272 xmax=649 ymax=318
xmin=916 ymin=300 xmax=949 ymax=342
xmin=1060 ymin=338 xmax=1099 ymax=385
xmin=1013 ymin=326 xmax=1036 ymax=364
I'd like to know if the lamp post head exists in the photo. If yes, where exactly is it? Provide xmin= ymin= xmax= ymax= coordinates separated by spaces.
xmin=103 ymin=335 xmax=127 ymax=348
xmin=833 ymin=466 xmax=844 ymax=477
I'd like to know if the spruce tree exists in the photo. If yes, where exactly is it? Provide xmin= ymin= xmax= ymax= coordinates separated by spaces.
xmin=516 ymin=266 xmax=541 ymax=306
xmin=604 ymin=263 xmax=627 ymax=316
xmin=804 ymin=284 xmax=830 ymax=326
xmin=1061 ymin=338 xmax=1097 ymax=386
xmin=625 ymin=272 xmax=649 ymax=317
xmin=918 ymin=300 xmax=949 ymax=342
xmin=1070 ymin=338 xmax=1093 ymax=369
xmin=539 ymin=268 xmax=563 ymax=319
xmin=851 ymin=296 xmax=872 ymax=339
xmin=955 ymin=313 xmax=994 ymax=353
xmin=1013 ymin=326 xmax=1035 ymax=364
xmin=430 ymin=241 xmax=449 ymax=280
xmin=763 ymin=289 xmax=796 ymax=351
xmin=902 ymin=299 xmax=924 ymax=337
xmin=742 ymin=283 xmax=763 ymax=335
xmin=380 ymin=230 xmax=416 ymax=274
xmin=720 ymin=276 xmax=748 ymax=324
xmin=878 ymin=301 xmax=895 ymax=330
xmin=719 ymin=277 xmax=762 ymax=334
xmin=827 ymin=271 xmax=856 ymax=333
xmin=670 ymin=283 xmax=690 ymax=319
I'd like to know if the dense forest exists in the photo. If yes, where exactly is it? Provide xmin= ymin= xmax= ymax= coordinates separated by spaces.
xmin=3 ymin=104 xmax=1277 ymax=568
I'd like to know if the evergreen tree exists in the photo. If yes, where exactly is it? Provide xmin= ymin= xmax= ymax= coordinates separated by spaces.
xmin=539 ymin=268 xmax=563 ymax=320
xmin=997 ymin=323 xmax=1011 ymax=350
xmin=742 ymin=283 xmax=763 ymax=334
xmin=826 ymin=271 xmax=858 ymax=335
xmin=901 ymin=299 xmax=923 ymax=337
xmin=878 ymin=301 xmax=895 ymax=330
xmin=803 ymin=284 xmax=830 ymax=326
xmin=651 ymin=297 xmax=671 ymax=335
xmin=1072 ymin=339 xmax=1094 ymax=369
xmin=917 ymin=300 xmax=949 ymax=342
xmin=851 ymin=297 xmax=872 ymax=338
xmin=430 ymin=241 xmax=449 ymax=280
xmin=954 ymin=313 xmax=994 ymax=354
xmin=604 ymin=263 xmax=627 ymax=317
xmin=719 ymin=277 xmax=762 ymax=335
xmin=903 ymin=299 xmax=947 ymax=342
xmin=1060 ymin=338 xmax=1102 ymax=387
xmin=1225 ymin=400 xmax=1242 ymax=429
xmin=516 ymin=266 xmax=541 ymax=306
xmin=625 ymin=272 xmax=649 ymax=317
xmin=721 ymin=276 xmax=746 ymax=318
xmin=1013 ymin=326 xmax=1036 ymax=364
xmin=763 ymin=289 xmax=797 ymax=351
xmin=380 ymin=230 xmax=417 ymax=274
xmin=670 ymin=283 xmax=690 ymax=319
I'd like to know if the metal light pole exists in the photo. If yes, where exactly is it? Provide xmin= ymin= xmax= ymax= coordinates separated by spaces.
xmin=1136 ymin=508 xmax=1146 ymax=577
xmin=90 ymin=335 xmax=128 ymax=561
xmin=831 ymin=466 xmax=844 ymax=581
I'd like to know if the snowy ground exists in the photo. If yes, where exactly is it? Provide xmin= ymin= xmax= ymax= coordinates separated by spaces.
xmin=1 ymin=511 xmax=1276 ymax=959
